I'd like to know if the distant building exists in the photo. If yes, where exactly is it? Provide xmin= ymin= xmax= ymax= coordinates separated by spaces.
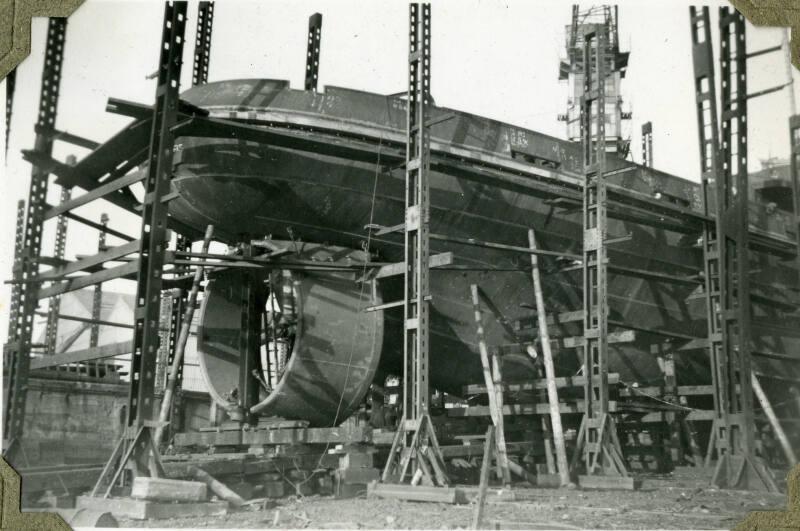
xmin=32 ymin=289 xmax=208 ymax=392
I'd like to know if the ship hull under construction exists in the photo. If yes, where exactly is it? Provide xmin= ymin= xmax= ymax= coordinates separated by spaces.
xmin=170 ymin=79 xmax=800 ymax=429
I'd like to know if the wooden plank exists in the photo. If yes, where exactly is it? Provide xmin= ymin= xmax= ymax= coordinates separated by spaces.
xmin=464 ymin=374 xmax=620 ymax=395
xmin=191 ymin=468 xmax=246 ymax=508
xmin=577 ymin=474 xmax=638 ymax=490
xmin=528 ymin=229 xmax=570 ymax=487
xmin=367 ymin=483 xmax=467 ymax=504
xmin=563 ymin=330 xmax=635 ymax=348
xmin=30 ymin=340 xmax=133 ymax=369
xmin=38 ymin=260 xmax=140 ymax=299
xmin=76 ymin=496 xmax=227 ymax=520
xmin=430 ymin=233 xmax=581 ymax=260
xmin=639 ymin=409 xmax=714 ymax=423
xmin=447 ymin=401 xmax=617 ymax=417
xmin=375 ymin=252 xmax=453 ymax=279
xmin=131 ymin=477 xmax=207 ymax=502
xmin=472 ymin=426 xmax=494 ymax=530
xmin=364 ymin=300 xmax=405 ymax=313
xmin=470 ymin=284 xmax=511 ymax=485
xmin=619 ymin=384 xmax=713 ymax=398
xmin=173 ymin=424 xmax=372 ymax=447
xmin=439 ymin=442 xmax=537 ymax=459
xmin=751 ymin=374 xmax=797 ymax=466
xmin=45 ymin=170 xmax=146 ymax=220
xmin=38 ymin=240 xmax=140 ymax=280
xmin=515 ymin=310 xmax=584 ymax=331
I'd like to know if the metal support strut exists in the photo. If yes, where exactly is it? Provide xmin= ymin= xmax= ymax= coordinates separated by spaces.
xmin=44 ymin=184 xmax=72 ymax=356
xmin=574 ymin=25 xmax=631 ymax=486
xmin=381 ymin=3 xmax=448 ymax=487
xmin=192 ymin=1 xmax=214 ymax=87
xmin=305 ymin=13 xmax=323 ymax=91
xmin=91 ymin=1 xmax=187 ymax=497
xmin=641 ymin=121 xmax=653 ymax=168
xmin=3 ymin=18 xmax=67 ymax=460
xmin=5 ymin=68 xmax=16 ymax=156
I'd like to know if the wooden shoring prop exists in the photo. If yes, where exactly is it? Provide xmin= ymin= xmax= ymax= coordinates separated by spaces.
xmin=154 ymin=225 xmax=214 ymax=445
xmin=528 ymin=229 xmax=571 ymax=487
xmin=469 ymin=284 xmax=511 ymax=485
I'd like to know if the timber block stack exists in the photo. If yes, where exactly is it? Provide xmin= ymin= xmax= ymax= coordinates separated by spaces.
xmin=76 ymin=477 xmax=227 ymax=520
xmin=250 ymin=472 xmax=285 ymax=499
xmin=333 ymin=446 xmax=378 ymax=498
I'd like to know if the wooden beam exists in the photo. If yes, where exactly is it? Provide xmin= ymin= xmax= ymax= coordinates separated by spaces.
xmin=751 ymin=374 xmax=797 ymax=466
xmin=472 ymin=426 xmax=493 ymax=529
xmin=430 ymin=233 xmax=581 ymax=260
xmin=563 ymin=330 xmax=635 ymax=348
xmin=528 ymin=229 xmax=570 ymax=487
xmin=367 ymin=483 xmax=467 ymax=504
xmin=30 ymin=340 xmax=133 ymax=369
xmin=447 ymin=401 xmax=616 ymax=417
xmin=375 ymin=252 xmax=453 ymax=279
xmin=463 ymin=374 xmax=621 ymax=395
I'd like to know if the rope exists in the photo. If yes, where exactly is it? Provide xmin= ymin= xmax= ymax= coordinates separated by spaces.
xmin=288 ymin=135 xmax=384 ymax=490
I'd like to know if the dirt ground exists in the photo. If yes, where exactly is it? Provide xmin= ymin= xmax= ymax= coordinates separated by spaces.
xmin=114 ymin=473 xmax=790 ymax=530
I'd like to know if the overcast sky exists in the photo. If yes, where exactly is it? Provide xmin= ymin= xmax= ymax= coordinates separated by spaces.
xmin=0 ymin=0 xmax=797 ymax=343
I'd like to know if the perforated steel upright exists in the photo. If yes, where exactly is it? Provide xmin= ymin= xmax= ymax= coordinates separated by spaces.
xmin=403 ymin=2 xmax=433 ymax=428
xmin=305 ymin=13 xmax=322 ymax=91
xmin=578 ymin=25 xmax=629 ymax=482
xmin=3 ymin=18 xmax=67 ymax=453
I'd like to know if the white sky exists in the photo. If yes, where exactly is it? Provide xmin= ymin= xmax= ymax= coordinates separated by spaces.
xmin=0 ymin=0 xmax=797 ymax=344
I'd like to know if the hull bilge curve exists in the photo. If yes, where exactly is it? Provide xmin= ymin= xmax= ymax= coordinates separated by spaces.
xmin=170 ymin=79 xmax=799 ymax=426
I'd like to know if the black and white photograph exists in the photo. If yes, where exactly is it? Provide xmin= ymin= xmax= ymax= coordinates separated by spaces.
xmin=1 ymin=0 xmax=799 ymax=528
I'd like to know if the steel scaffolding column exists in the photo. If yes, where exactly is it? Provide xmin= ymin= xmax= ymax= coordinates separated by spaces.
xmin=89 ymin=213 xmax=110 ymax=350
xmin=3 ymin=18 xmax=67 ymax=459
xmin=791 ymin=114 xmax=800 ymax=277
xmin=305 ymin=13 xmax=322 ymax=91
xmin=711 ymin=7 xmax=776 ymax=491
xmin=5 ymin=68 xmax=16 ymax=156
xmin=575 ymin=25 xmax=632 ymax=488
xmin=689 ymin=2 xmax=725 ymax=468
xmin=641 ymin=121 xmax=653 ymax=168
xmin=44 ymin=185 xmax=72 ymax=356
xmin=381 ymin=3 xmax=448 ymax=488
xmin=192 ymin=1 xmax=214 ymax=87
xmin=91 ymin=1 xmax=187 ymax=497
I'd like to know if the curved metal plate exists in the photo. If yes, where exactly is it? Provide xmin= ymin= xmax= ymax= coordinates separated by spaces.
xmin=197 ymin=263 xmax=383 ymax=427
